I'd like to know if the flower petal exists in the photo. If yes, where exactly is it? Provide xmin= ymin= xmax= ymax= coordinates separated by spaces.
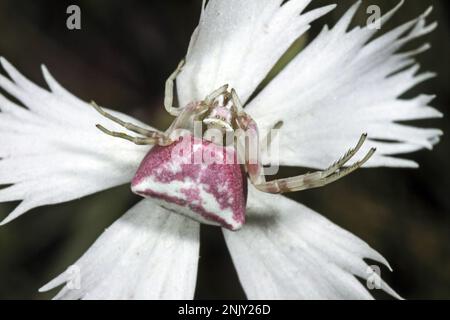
xmin=39 ymin=199 xmax=200 ymax=299
xmin=177 ymin=0 xmax=336 ymax=106
xmin=245 ymin=1 xmax=442 ymax=169
xmin=0 ymin=58 xmax=151 ymax=224
xmin=223 ymin=185 xmax=400 ymax=299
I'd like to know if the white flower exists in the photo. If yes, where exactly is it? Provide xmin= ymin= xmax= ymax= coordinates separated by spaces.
xmin=0 ymin=0 xmax=441 ymax=299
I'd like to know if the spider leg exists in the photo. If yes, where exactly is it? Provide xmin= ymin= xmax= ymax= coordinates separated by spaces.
xmin=164 ymin=59 xmax=185 ymax=117
xmin=256 ymin=147 xmax=375 ymax=193
xmin=231 ymin=88 xmax=244 ymax=113
xmin=165 ymin=101 xmax=210 ymax=138
xmin=91 ymin=101 xmax=160 ymax=136
xmin=321 ymin=133 xmax=368 ymax=176
xmin=96 ymin=124 xmax=168 ymax=145
xmin=253 ymin=134 xmax=375 ymax=194
xmin=165 ymin=84 xmax=228 ymax=138
xmin=232 ymin=103 xmax=375 ymax=193
xmin=92 ymin=101 xmax=172 ymax=146
xmin=204 ymin=84 xmax=229 ymax=105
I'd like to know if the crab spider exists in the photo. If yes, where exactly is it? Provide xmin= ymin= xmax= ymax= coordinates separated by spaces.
xmin=92 ymin=61 xmax=375 ymax=230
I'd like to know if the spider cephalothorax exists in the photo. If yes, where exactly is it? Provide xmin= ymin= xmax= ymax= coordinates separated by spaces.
xmin=92 ymin=60 xmax=375 ymax=230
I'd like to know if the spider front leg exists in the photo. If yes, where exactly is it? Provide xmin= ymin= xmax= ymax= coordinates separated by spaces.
xmin=165 ymin=101 xmax=210 ymax=138
xmin=256 ymin=135 xmax=375 ymax=193
xmin=164 ymin=59 xmax=185 ymax=117
xmin=234 ymin=110 xmax=376 ymax=194
xmin=165 ymin=84 xmax=232 ymax=138
xmin=91 ymin=101 xmax=172 ymax=146
xmin=205 ymin=84 xmax=230 ymax=105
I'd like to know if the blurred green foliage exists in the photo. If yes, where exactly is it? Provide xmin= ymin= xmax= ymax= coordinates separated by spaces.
xmin=0 ymin=0 xmax=448 ymax=299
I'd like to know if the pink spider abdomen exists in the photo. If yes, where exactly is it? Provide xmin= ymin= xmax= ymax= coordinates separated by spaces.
xmin=131 ymin=134 xmax=247 ymax=231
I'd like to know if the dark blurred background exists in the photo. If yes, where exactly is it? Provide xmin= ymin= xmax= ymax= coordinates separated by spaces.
xmin=0 ymin=0 xmax=448 ymax=299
